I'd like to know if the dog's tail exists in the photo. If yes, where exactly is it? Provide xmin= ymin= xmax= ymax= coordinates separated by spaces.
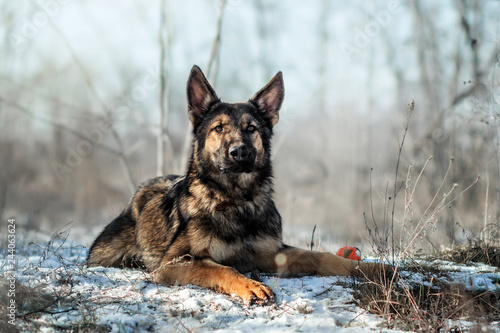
xmin=87 ymin=208 xmax=143 ymax=269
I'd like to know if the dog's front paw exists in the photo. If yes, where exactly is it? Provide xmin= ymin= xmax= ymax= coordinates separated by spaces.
xmin=233 ymin=279 xmax=275 ymax=305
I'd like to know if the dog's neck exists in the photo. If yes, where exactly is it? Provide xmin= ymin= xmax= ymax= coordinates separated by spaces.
xmin=185 ymin=149 xmax=275 ymax=212
xmin=215 ymin=200 xmax=241 ymax=211
xmin=186 ymin=168 xmax=274 ymax=211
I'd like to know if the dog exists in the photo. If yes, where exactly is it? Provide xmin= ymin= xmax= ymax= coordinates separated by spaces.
xmin=87 ymin=65 xmax=386 ymax=304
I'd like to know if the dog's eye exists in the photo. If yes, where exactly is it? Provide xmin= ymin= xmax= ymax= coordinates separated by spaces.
xmin=247 ymin=125 xmax=257 ymax=133
xmin=214 ymin=125 xmax=224 ymax=133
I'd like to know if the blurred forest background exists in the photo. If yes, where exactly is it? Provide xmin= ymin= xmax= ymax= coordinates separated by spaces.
xmin=1 ymin=0 xmax=499 ymax=250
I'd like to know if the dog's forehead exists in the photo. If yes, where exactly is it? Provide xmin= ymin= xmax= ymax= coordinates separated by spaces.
xmin=210 ymin=103 xmax=259 ymax=125
xmin=233 ymin=111 xmax=257 ymax=124
xmin=211 ymin=113 xmax=231 ymax=124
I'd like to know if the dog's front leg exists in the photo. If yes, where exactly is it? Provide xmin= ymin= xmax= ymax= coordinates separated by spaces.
xmin=152 ymin=257 xmax=275 ymax=304
xmin=265 ymin=246 xmax=390 ymax=280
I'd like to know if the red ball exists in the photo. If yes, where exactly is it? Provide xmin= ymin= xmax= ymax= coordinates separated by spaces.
xmin=336 ymin=246 xmax=361 ymax=261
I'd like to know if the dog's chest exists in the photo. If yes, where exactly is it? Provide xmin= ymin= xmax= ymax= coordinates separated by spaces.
xmin=207 ymin=236 xmax=280 ymax=270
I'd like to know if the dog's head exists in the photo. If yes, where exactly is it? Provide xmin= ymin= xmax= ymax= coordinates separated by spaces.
xmin=186 ymin=65 xmax=284 ymax=179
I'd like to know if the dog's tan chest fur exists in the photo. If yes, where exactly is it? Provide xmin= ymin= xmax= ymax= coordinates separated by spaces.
xmin=208 ymin=236 xmax=281 ymax=267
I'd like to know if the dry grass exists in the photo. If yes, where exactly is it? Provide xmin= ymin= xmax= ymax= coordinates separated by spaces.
xmin=0 ymin=281 xmax=55 ymax=333
xmin=358 ymin=100 xmax=500 ymax=331
xmin=424 ymin=242 xmax=500 ymax=268
xmin=356 ymin=268 xmax=500 ymax=331
xmin=0 ymin=228 xmax=111 ymax=333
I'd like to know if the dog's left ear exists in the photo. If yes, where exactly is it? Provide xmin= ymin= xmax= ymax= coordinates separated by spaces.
xmin=187 ymin=65 xmax=219 ymax=126
xmin=250 ymin=72 xmax=284 ymax=127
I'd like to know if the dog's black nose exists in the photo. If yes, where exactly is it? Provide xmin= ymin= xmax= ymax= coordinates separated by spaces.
xmin=229 ymin=145 xmax=250 ymax=162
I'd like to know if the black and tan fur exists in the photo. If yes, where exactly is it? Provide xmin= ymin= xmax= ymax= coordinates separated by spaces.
xmin=87 ymin=65 xmax=386 ymax=304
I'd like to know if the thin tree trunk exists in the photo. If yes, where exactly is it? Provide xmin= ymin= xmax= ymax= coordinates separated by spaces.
xmin=206 ymin=0 xmax=226 ymax=85
xmin=180 ymin=0 xmax=226 ymax=173
xmin=157 ymin=0 xmax=170 ymax=177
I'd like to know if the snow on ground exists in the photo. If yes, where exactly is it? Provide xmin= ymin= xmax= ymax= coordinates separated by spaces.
xmin=2 ymin=228 xmax=499 ymax=332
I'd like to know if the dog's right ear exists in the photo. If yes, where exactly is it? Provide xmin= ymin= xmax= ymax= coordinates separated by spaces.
xmin=187 ymin=65 xmax=219 ymax=126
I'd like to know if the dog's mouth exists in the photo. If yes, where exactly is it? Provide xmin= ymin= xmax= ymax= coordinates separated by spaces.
xmin=218 ymin=161 xmax=255 ymax=174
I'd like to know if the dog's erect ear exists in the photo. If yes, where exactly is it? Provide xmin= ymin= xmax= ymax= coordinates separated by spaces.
xmin=187 ymin=65 xmax=219 ymax=126
xmin=250 ymin=72 xmax=284 ymax=127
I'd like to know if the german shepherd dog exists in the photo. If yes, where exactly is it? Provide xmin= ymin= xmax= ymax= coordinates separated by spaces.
xmin=87 ymin=65 xmax=385 ymax=304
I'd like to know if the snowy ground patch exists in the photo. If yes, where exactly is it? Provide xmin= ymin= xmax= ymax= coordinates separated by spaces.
xmin=1 ymin=229 xmax=499 ymax=332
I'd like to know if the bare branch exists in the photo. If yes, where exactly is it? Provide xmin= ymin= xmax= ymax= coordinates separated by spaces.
xmin=206 ymin=0 xmax=226 ymax=85
xmin=47 ymin=17 xmax=137 ymax=190
xmin=0 ymin=96 xmax=119 ymax=156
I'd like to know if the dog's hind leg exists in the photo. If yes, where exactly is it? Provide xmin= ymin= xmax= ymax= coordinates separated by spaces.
xmin=152 ymin=256 xmax=275 ymax=304
xmin=87 ymin=209 xmax=141 ymax=268
xmin=260 ymin=246 xmax=392 ymax=281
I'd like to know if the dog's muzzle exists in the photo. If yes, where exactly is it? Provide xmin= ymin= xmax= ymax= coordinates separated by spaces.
xmin=226 ymin=144 xmax=255 ymax=173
